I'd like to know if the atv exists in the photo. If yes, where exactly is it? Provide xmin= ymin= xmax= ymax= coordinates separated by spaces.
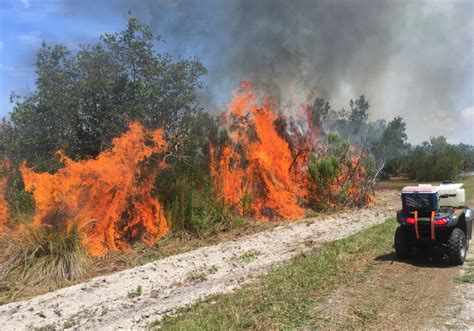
xmin=395 ymin=182 xmax=472 ymax=265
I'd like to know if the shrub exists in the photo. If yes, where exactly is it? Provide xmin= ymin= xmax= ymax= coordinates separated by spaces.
xmin=0 ymin=206 xmax=89 ymax=285
xmin=3 ymin=169 xmax=35 ymax=220
xmin=306 ymin=132 xmax=373 ymax=209
xmin=308 ymin=155 xmax=340 ymax=185
xmin=165 ymin=181 xmax=237 ymax=236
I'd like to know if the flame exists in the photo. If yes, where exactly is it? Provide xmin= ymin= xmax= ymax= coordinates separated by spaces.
xmin=5 ymin=82 xmax=372 ymax=256
xmin=211 ymin=82 xmax=304 ymax=220
xmin=0 ymin=158 xmax=11 ymax=231
xmin=0 ymin=177 xmax=8 ymax=231
xmin=211 ymin=82 xmax=372 ymax=220
xmin=21 ymin=123 xmax=169 ymax=256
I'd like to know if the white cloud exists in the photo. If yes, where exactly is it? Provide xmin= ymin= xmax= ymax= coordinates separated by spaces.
xmin=18 ymin=34 xmax=42 ymax=46
xmin=0 ymin=64 xmax=15 ymax=72
xmin=461 ymin=106 xmax=474 ymax=121
xmin=20 ymin=0 xmax=30 ymax=8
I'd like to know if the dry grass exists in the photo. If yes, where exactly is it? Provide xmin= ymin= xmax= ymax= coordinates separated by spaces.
xmin=0 ymin=216 xmax=276 ymax=304
xmin=0 ymin=207 xmax=89 ymax=287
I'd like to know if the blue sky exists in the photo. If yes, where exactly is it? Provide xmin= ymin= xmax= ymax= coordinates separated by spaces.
xmin=0 ymin=0 xmax=473 ymax=144
xmin=0 ymin=0 xmax=125 ymax=114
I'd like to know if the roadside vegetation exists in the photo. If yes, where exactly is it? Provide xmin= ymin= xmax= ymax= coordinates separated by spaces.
xmin=458 ymin=258 xmax=474 ymax=284
xmin=0 ymin=206 xmax=88 ymax=286
xmin=151 ymin=219 xmax=398 ymax=330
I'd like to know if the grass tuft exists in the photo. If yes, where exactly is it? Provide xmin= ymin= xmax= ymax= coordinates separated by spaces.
xmin=0 ymin=206 xmax=89 ymax=285
xmin=128 ymin=285 xmax=143 ymax=298
xmin=457 ymin=258 xmax=474 ymax=284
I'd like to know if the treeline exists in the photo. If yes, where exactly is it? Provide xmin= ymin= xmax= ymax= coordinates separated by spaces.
xmin=311 ymin=97 xmax=474 ymax=181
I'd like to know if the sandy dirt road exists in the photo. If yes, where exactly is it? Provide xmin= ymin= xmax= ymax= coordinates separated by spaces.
xmin=0 ymin=191 xmax=399 ymax=330
xmin=310 ymin=247 xmax=473 ymax=329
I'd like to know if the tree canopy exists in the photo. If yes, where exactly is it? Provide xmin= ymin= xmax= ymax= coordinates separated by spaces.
xmin=3 ymin=14 xmax=207 ymax=172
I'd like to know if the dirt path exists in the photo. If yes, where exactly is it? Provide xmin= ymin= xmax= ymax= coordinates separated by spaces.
xmin=439 ymin=251 xmax=474 ymax=329
xmin=308 ymin=245 xmax=474 ymax=329
xmin=0 ymin=191 xmax=399 ymax=330
xmin=310 ymin=250 xmax=461 ymax=329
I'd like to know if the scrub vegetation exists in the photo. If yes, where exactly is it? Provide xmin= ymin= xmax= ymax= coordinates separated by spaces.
xmin=0 ymin=13 xmax=472 ymax=290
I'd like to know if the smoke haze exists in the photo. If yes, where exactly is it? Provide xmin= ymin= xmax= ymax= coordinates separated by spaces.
xmin=6 ymin=0 xmax=474 ymax=143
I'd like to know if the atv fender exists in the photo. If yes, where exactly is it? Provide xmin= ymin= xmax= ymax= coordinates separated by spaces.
xmin=396 ymin=210 xmax=403 ymax=225
xmin=450 ymin=208 xmax=472 ymax=240
xmin=465 ymin=209 xmax=473 ymax=240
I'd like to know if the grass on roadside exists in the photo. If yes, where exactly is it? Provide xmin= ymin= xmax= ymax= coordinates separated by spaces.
xmin=463 ymin=176 xmax=474 ymax=206
xmin=151 ymin=218 xmax=398 ymax=330
xmin=0 ymin=215 xmax=277 ymax=305
xmin=0 ymin=206 xmax=89 ymax=287
xmin=457 ymin=257 xmax=474 ymax=284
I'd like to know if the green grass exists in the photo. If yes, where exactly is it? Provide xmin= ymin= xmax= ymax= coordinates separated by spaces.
xmin=230 ymin=250 xmax=258 ymax=264
xmin=128 ymin=285 xmax=143 ymax=298
xmin=151 ymin=218 xmax=397 ymax=330
xmin=457 ymin=257 xmax=474 ymax=284
xmin=463 ymin=176 xmax=474 ymax=207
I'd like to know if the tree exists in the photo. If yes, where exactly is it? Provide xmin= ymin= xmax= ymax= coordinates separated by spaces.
xmin=372 ymin=116 xmax=410 ymax=177
xmin=406 ymin=136 xmax=464 ymax=181
xmin=3 ymin=13 xmax=207 ymax=172
xmin=316 ymin=95 xmax=370 ymax=146
xmin=349 ymin=95 xmax=369 ymax=133
xmin=309 ymin=97 xmax=331 ymax=127
xmin=455 ymin=143 xmax=474 ymax=171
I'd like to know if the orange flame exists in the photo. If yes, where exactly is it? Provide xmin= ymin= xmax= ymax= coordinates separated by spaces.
xmin=21 ymin=123 xmax=169 ymax=256
xmin=211 ymin=82 xmax=304 ymax=220
xmin=0 ymin=177 xmax=8 ymax=231
xmin=0 ymin=158 xmax=11 ymax=231
xmin=211 ymin=82 xmax=372 ymax=220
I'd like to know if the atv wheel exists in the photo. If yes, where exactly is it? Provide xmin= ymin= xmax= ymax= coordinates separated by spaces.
xmin=395 ymin=226 xmax=412 ymax=259
xmin=447 ymin=228 xmax=467 ymax=265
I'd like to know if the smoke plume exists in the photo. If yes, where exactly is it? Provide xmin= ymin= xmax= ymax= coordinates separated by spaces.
xmin=53 ymin=0 xmax=474 ymax=143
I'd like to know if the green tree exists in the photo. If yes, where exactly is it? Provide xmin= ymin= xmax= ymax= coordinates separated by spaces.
xmin=321 ymin=95 xmax=370 ymax=146
xmin=406 ymin=137 xmax=464 ymax=181
xmin=372 ymin=116 xmax=410 ymax=177
xmin=3 ymin=13 xmax=207 ymax=172
xmin=455 ymin=143 xmax=474 ymax=171
xmin=349 ymin=95 xmax=369 ymax=134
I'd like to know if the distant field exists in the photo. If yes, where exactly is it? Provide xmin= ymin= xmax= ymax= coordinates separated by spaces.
xmin=377 ymin=176 xmax=474 ymax=207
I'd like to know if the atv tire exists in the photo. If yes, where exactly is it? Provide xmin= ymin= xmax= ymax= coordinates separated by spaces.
xmin=447 ymin=228 xmax=467 ymax=265
xmin=395 ymin=226 xmax=412 ymax=259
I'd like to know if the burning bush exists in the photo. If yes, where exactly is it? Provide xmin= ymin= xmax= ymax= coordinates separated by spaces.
xmin=0 ymin=177 xmax=8 ymax=231
xmin=19 ymin=123 xmax=169 ymax=257
xmin=307 ymin=132 xmax=374 ymax=209
xmin=0 ymin=83 xmax=376 ymax=262
xmin=210 ymin=82 xmax=305 ymax=221
xmin=0 ymin=206 xmax=89 ymax=285
xmin=210 ymin=82 xmax=374 ymax=219
xmin=153 ymin=111 xmax=238 ymax=236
